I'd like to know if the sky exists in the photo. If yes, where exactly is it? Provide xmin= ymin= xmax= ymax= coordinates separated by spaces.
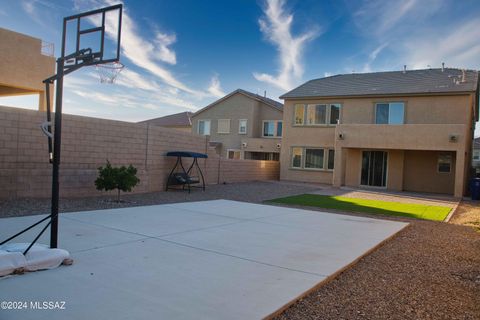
xmin=0 ymin=0 xmax=480 ymax=130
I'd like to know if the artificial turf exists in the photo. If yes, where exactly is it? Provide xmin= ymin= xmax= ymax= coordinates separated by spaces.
xmin=268 ymin=194 xmax=451 ymax=221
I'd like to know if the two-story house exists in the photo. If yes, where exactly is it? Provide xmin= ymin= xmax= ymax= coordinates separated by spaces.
xmin=140 ymin=111 xmax=192 ymax=133
xmin=191 ymin=89 xmax=283 ymax=160
xmin=280 ymin=68 xmax=479 ymax=197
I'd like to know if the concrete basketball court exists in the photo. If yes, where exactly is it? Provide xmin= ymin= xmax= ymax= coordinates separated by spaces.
xmin=0 ymin=200 xmax=407 ymax=319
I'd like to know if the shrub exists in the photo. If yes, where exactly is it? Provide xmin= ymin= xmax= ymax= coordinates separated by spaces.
xmin=95 ymin=161 xmax=140 ymax=202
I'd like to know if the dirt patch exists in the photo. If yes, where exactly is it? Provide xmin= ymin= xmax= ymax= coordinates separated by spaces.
xmin=450 ymin=200 xmax=480 ymax=232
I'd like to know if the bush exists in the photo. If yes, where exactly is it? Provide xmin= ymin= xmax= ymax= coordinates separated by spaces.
xmin=95 ymin=161 xmax=140 ymax=202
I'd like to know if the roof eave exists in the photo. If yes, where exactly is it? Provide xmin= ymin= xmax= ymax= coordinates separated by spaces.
xmin=280 ymin=90 xmax=477 ymax=101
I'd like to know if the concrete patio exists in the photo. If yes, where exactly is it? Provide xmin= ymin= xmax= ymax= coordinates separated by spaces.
xmin=0 ymin=200 xmax=407 ymax=319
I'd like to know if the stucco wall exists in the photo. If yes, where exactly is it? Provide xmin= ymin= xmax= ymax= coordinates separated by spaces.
xmin=403 ymin=150 xmax=455 ymax=194
xmin=0 ymin=28 xmax=55 ymax=111
xmin=191 ymin=92 xmax=283 ymax=157
xmin=0 ymin=106 xmax=279 ymax=200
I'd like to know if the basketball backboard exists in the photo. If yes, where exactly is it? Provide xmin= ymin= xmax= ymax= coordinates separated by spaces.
xmin=62 ymin=4 xmax=122 ymax=67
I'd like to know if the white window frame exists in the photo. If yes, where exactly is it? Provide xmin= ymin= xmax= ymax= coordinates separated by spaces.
xmin=238 ymin=119 xmax=247 ymax=134
xmin=197 ymin=119 xmax=211 ymax=135
xmin=290 ymin=147 xmax=335 ymax=171
xmin=437 ymin=153 xmax=452 ymax=173
xmin=217 ymin=119 xmax=231 ymax=134
xmin=262 ymin=120 xmax=283 ymax=138
xmin=374 ymin=102 xmax=405 ymax=125
xmin=293 ymin=103 xmax=341 ymax=126
xmin=227 ymin=149 xmax=242 ymax=160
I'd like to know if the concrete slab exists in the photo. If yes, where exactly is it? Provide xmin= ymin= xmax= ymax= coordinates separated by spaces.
xmin=0 ymin=200 xmax=408 ymax=319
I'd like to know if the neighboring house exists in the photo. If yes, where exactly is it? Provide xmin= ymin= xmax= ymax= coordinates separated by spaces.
xmin=140 ymin=111 xmax=192 ymax=132
xmin=473 ymin=137 xmax=480 ymax=172
xmin=0 ymin=28 xmax=55 ymax=111
xmin=280 ymin=68 xmax=479 ymax=197
xmin=191 ymin=89 xmax=283 ymax=160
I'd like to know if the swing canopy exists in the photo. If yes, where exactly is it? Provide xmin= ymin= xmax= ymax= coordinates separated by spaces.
xmin=166 ymin=151 xmax=208 ymax=158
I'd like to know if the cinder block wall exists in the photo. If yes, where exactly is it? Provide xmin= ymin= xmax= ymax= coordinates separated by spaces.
xmin=0 ymin=106 xmax=279 ymax=199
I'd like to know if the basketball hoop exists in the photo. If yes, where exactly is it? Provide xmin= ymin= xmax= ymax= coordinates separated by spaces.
xmin=95 ymin=61 xmax=124 ymax=84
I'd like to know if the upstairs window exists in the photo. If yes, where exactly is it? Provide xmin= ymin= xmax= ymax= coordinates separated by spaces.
xmin=295 ymin=104 xmax=341 ymax=126
xmin=198 ymin=120 xmax=211 ymax=135
xmin=217 ymin=119 xmax=230 ymax=134
xmin=294 ymin=104 xmax=305 ymax=125
xmin=239 ymin=119 xmax=247 ymax=134
xmin=375 ymin=102 xmax=404 ymax=124
xmin=263 ymin=120 xmax=282 ymax=137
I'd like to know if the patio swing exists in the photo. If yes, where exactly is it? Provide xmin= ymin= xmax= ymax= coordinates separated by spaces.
xmin=165 ymin=151 xmax=207 ymax=193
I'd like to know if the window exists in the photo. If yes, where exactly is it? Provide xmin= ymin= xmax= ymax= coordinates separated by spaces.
xmin=294 ymin=104 xmax=341 ymax=126
xmin=290 ymin=147 xmax=335 ymax=170
xmin=239 ymin=119 xmax=247 ymax=134
xmin=375 ymin=102 xmax=404 ymax=124
xmin=276 ymin=121 xmax=283 ymax=137
xmin=305 ymin=149 xmax=324 ymax=169
xmin=263 ymin=121 xmax=274 ymax=137
xmin=217 ymin=119 xmax=230 ymax=134
xmin=438 ymin=153 xmax=452 ymax=173
xmin=327 ymin=149 xmax=335 ymax=170
xmin=198 ymin=120 xmax=211 ymax=135
xmin=294 ymin=104 xmax=305 ymax=124
xmin=307 ymin=104 xmax=327 ymax=125
xmin=291 ymin=147 xmax=303 ymax=168
xmin=330 ymin=104 xmax=340 ymax=125
xmin=228 ymin=150 xmax=241 ymax=160
xmin=262 ymin=120 xmax=282 ymax=137
xmin=473 ymin=150 xmax=480 ymax=160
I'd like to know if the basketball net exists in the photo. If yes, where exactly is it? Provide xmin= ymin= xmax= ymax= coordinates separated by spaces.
xmin=95 ymin=61 xmax=124 ymax=84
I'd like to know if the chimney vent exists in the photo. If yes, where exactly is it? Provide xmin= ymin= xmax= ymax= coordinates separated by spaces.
xmin=441 ymin=62 xmax=445 ymax=72
xmin=461 ymin=69 xmax=466 ymax=83
xmin=403 ymin=65 xmax=407 ymax=74
xmin=264 ymin=90 xmax=266 ymax=98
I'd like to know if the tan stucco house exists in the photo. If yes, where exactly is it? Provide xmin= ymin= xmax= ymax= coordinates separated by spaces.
xmin=0 ymin=28 xmax=55 ymax=111
xmin=140 ymin=111 xmax=192 ymax=133
xmin=280 ymin=68 xmax=479 ymax=197
xmin=191 ymin=89 xmax=283 ymax=160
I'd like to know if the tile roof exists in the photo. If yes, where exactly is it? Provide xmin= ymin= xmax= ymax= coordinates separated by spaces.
xmin=193 ymin=89 xmax=283 ymax=116
xmin=280 ymin=68 xmax=479 ymax=99
xmin=140 ymin=111 xmax=192 ymax=127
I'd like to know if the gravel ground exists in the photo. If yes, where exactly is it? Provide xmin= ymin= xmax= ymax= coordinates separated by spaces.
xmin=2 ymin=182 xmax=479 ymax=319
xmin=273 ymin=204 xmax=480 ymax=320
xmin=450 ymin=200 xmax=480 ymax=232
xmin=0 ymin=181 xmax=318 ymax=218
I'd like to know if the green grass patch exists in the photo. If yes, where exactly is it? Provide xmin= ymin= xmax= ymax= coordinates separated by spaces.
xmin=268 ymin=194 xmax=451 ymax=221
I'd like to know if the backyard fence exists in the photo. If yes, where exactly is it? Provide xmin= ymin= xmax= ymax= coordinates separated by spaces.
xmin=0 ymin=106 xmax=279 ymax=199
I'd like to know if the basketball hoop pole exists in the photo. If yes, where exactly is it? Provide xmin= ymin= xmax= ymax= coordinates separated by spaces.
xmin=38 ymin=4 xmax=123 ymax=249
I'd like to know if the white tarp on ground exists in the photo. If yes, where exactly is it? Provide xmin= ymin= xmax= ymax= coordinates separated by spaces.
xmin=0 ymin=243 xmax=69 ymax=276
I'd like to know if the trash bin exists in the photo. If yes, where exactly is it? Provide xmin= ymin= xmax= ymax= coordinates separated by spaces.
xmin=470 ymin=178 xmax=480 ymax=200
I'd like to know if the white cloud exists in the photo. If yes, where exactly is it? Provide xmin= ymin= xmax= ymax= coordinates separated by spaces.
xmin=253 ymin=0 xmax=319 ymax=91
xmin=404 ymin=18 xmax=480 ymax=70
xmin=362 ymin=42 xmax=389 ymax=72
xmin=207 ymin=74 xmax=226 ymax=98
xmin=75 ymin=0 xmax=200 ymax=95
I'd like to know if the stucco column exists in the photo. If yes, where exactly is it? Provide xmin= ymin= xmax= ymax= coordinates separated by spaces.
xmin=333 ymin=146 xmax=344 ymax=187
xmin=454 ymin=150 xmax=465 ymax=198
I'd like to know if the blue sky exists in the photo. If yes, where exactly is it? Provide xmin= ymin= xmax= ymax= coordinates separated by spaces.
xmin=1 ymin=0 xmax=479 ymax=129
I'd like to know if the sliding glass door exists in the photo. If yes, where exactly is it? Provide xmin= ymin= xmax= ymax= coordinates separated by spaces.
xmin=361 ymin=151 xmax=388 ymax=187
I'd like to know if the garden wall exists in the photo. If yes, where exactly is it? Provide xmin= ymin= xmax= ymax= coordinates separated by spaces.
xmin=0 ymin=106 xmax=279 ymax=200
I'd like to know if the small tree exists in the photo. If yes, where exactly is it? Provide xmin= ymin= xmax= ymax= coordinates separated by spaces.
xmin=95 ymin=160 xmax=140 ymax=202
